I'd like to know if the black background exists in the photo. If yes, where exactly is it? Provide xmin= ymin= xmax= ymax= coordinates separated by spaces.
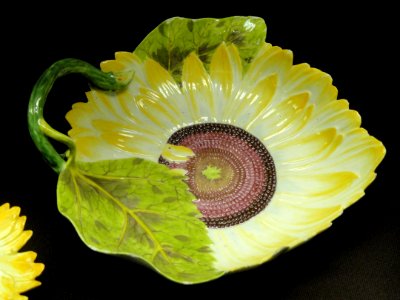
xmin=1 ymin=3 xmax=398 ymax=299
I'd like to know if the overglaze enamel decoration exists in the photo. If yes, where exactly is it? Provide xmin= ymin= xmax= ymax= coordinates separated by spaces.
xmin=28 ymin=17 xmax=385 ymax=283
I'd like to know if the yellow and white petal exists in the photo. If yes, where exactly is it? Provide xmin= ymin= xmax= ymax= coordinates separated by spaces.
xmin=273 ymin=128 xmax=384 ymax=211
xmin=209 ymin=43 xmax=244 ymax=122
xmin=209 ymin=226 xmax=278 ymax=271
xmin=161 ymin=144 xmax=194 ymax=163
xmin=244 ymin=55 xmax=339 ymax=146
xmin=210 ymin=194 xmax=342 ymax=271
xmin=245 ymin=43 xmax=293 ymax=87
xmin=67 ymin=88 xmax=170 ymax=162
xmin=225 ymin=43 xmax=293 ymax=128
xmin=181 ymin=52 xmax=216 ymax=123
xmin=143 ymin=59 xmax=182 ymax=100
xmin=310 ymin=100 xmax=361 ymax=132
xmin=101 ymin=52 xmax=138 ymax=73
xmin=271 ymin=128 xmax=340 ymax=166
xmin=210 ymin=43 xmax=243 ymax=99
xmin=139 ymin=58 xmax=202 ymax=126
xmin=230 ymin=74 xmax=278 ymax=128
xmin=281 ymin=63 xmax=337 ymax=107
xmin=247 ymin=92 xmax=311 ymax=142
xmin=100 ymin=51 xmax=139 ymax=86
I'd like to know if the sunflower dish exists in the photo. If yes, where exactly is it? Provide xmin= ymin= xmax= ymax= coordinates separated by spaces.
xmin=28 ymin=17 xmax=385 ymax=284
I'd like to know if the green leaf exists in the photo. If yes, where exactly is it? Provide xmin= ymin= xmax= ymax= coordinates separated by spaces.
xmin=57 ymin=158 xmax=223 ymax=284
xmin=134 ymin=16 xmax=267 ymax=82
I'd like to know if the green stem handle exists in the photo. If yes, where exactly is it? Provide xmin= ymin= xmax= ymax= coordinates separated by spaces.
xmin=28 ymin=58 xmax=129 ymax=173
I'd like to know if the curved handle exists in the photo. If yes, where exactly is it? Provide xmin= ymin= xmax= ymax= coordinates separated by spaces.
xmin=28 ymin=58 xmax=130 ymax=173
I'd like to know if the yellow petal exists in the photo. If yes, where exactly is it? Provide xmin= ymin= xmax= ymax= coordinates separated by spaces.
xmin=210 ymin=209 xmax=299 ymax=271
xmin=0 ymin=204 xmax=44 ymax=298
xmin=313 ymin=99 xmax=361 ymax=132
xmin=210 ymin=43 xmax=242 ymax=99
xmin=245 ymin=43 xmax=293 ymax=85
xmin=265 ymin=199 xmax=342 ymax=237
xmin=0 ymin=275 xmax=17 ymax=300
xmin=0 ymin=230 xmax=32 ymax=254
xmin=249 ymin=92 xmax=309 ymax=141
xmin=182 ymin=52 xmax=215 ymax=122
xmin=66 ymin=101 xmax=96 ymax=133
xmin=100 ymin=51 xmax=138 ymax=73
xmin=66 ymin=88 xmax=169 ymax=162
xmin=0 ymin=205 xmax=26 ymax=245
xmin=294 ymin=129 xmax=385 ymax=176
xmin=113 ymin=89 xmax=169 ymax=136
xmin=209 ymin=43 xmax=243 ymax=122
xmin=134 ymin=92 xmax=181 ymax=132
xmin=209 ymin=228 xmax=276 ymax=271
xmin=0 ymin=203 xmax=10 ymax=215
xmin=279 ymin=171 xmax=359 ymax=199
xmin=15 ymin=279 xmax=42 ymax=294
xmin=100 ymin=51 xmax=137 ymax=85
xmin=281 ymin=63 xmax=337 ymax=107
xmin=144 ymin=59 xmax=181 ymax=99
xmin=228 ymin=74 xmax=278 ymax=128
xmin=161 ymin=144 xmax=194 ymax=163
xmin=273 ymin=128 xmax=340 ymax=165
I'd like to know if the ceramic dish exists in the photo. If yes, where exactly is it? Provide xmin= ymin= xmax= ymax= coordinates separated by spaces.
xmin=28 ymin=16 xmax=385 ymax=284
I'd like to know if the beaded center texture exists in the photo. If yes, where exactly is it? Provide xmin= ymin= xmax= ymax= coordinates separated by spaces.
xmin=160 ymin=123 xmax=276 ymax=228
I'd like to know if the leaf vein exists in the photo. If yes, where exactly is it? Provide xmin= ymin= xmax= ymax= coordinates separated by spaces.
xmin=71 ymin=170 xmax=84 ymax=235
xmin=75 ymin=171 xmax=170 ymax=262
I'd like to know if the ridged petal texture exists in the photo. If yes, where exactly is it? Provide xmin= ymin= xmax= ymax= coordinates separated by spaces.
xmin=0 ymin=203 xmax=44 ymax=299
xmin=66 ymin=17 xmax=385 ymax=274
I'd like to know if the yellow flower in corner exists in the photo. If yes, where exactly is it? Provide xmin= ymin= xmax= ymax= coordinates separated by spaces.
xmin=0 ymin=203 xmax=44 ymax=299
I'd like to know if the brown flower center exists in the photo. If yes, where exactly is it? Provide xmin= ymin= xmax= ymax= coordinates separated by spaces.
xmin=159 ymin=123 xmax=276 ymax=228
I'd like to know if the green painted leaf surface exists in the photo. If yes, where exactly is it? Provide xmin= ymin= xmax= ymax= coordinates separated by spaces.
xmin=57 ymin=158 xmax=223 ymax=283
xmin=134 ymin=16 xmax=267 ymax=82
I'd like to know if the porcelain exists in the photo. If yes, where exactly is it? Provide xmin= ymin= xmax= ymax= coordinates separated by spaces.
xmin=28 ymin=17 xmax=385 ymax=284
xmin=0 ymin=203 xmax=44 ymax=298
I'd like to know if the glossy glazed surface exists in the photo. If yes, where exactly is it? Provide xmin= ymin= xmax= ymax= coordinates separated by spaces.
xmin=29 ymin=16 xmax=385 ymax=283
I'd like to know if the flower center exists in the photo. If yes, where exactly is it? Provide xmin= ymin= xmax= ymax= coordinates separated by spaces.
xmin=202 ymin=165 xmax=222 ymax=181
xmin=159 ymin=123 xmax=276 ymax=228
